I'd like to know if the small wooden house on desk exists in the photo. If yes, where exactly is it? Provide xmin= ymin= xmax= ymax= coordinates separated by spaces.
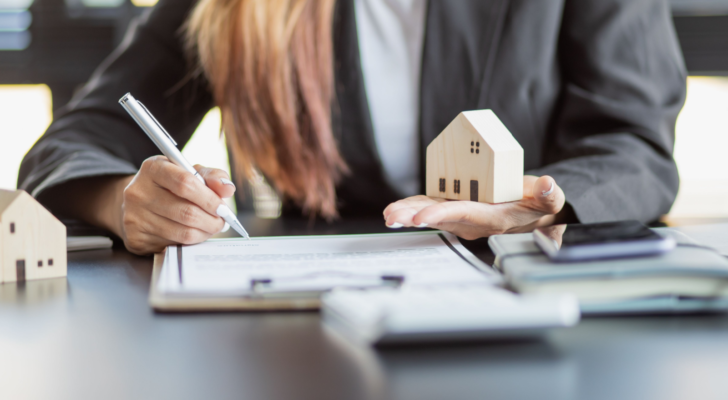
xmin=426 ymin=110 xmax=524 ymax=203
xmin=0 ymin=189 xmax=67 ymax=283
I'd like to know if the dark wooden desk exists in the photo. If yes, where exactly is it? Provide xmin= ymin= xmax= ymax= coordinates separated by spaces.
xmin=2 ymin=217 xmax=728 ymax=400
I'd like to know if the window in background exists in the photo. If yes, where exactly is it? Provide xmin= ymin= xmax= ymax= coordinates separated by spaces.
xmin=0 ymin=84 xmax=51 ymax=190
xmin=668 ymin=76 xmax=728 ymax=220
xmin=0 ymin=0 xmax=33 ymax=51
xmin=130 ymin=0 xmax=157 ymax=7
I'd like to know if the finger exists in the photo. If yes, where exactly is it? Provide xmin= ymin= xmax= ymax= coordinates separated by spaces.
xmin=145 ymin=157 xmax=224 ymax=217
xmin=385 ymin=207 xmax=420 ymax=228
xmin=134 ymin=207 xmax=213 ymax=245
xmin=122 ymin=207 xmax=208 ymax=255
xmin=383 ymin=195 xmax=444 ymax=218
xmin=522 ymin=175 xmax=540 ymax=198
xmin=144 ymin=187 xmax=224 ymax=235
xmin=527 ymin=175 xmax=565 ymax=215
xmin=195 ymin=165 xmax=236 ymax=199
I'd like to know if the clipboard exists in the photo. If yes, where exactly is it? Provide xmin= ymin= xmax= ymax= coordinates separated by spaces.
xmin=149 ymin=251 xmax=404 ymax=312
xmin=149 ymin=250 xmax=321 ymax=312
xmin=148 ymin=231 xmax=496 ymax=312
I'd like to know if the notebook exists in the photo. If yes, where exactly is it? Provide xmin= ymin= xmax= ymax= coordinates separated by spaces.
xmin=488 ymin=228 xmax=728 ymax=314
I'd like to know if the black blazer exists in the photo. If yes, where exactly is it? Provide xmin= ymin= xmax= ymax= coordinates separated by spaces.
xmin=19 ymin=0 xmax=686 ymax=222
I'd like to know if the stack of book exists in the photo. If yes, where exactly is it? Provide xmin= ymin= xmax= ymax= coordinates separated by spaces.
xmin=488 ymin=229 xmax=728 ymax=314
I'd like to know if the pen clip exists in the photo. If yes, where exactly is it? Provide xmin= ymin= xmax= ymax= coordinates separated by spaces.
xmin=137 ymin=101 xmax=178 ymax=147
xmin=249 ymin=273 xmax=405 ymax=296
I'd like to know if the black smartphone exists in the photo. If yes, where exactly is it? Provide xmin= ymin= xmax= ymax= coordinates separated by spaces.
xmin=533 ymin=220 xmax=676 ymax=262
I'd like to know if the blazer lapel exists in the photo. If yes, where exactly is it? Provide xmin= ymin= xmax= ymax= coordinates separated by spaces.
xmin=418 ymin=0 xmax=510 ymax=191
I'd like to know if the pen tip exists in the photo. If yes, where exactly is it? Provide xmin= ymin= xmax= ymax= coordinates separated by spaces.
xmin=232 ymin=220 xmax=251 ymax=240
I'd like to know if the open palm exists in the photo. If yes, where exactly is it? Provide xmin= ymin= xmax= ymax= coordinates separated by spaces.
xmin=383 ymin=175 xmax=566 ymax=240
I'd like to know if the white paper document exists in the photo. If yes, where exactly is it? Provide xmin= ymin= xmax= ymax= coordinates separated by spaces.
xmin=158 ymin=231 xmax=498 ymax=296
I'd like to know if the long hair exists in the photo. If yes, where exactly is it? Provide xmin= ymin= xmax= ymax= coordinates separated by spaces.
xmin=185 ymin=0 xmax=346 ymax=219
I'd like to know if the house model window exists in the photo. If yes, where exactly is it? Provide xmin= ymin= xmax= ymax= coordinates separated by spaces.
xmin=426 ymin=110 xmax=523 ymax=204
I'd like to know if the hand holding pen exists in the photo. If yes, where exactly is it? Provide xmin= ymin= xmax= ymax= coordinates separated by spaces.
xmin=114 ymin=93 xmax=250 ymax=255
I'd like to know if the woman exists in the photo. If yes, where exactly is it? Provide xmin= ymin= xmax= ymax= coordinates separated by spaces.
xmin=19 ymin=0 xmax=686 ymax=255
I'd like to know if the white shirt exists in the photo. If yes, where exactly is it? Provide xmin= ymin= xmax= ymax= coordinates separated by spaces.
xmin=355 ymin=0 xmax=427 ymax=197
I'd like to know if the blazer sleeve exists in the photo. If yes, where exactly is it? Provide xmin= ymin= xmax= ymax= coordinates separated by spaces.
xmin=18 ymin=0 xmax=213 ymax=206
xmin=526 ymin=0 xmax=687 ymax=223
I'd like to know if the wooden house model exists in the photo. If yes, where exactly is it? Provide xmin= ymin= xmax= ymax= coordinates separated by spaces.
xmin=426 ymin=110 xmax=524 ymax=203
xmin=0 ymin=189 xmax=67 ymax=283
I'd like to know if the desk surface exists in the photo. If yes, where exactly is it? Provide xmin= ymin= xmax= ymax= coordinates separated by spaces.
xmin=2 ymin=217 xmax=728 ymax=400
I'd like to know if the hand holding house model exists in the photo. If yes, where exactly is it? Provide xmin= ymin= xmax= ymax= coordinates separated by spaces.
xmin=426 ymin=110 xmax=524 ymax=204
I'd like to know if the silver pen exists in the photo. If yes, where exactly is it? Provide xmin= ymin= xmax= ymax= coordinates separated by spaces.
xmin=119 ymin=93 xmax=250 ymax=240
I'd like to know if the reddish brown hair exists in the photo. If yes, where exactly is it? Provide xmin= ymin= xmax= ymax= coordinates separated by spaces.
xmin=186 ymin=0 xmax=347 ymax=218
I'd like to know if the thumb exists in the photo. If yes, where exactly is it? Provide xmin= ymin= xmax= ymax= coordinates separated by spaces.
xmin=530 ymin=175 xmax=565 ymax=215
xmin=194 ymin=165 xmax=236 ymax=199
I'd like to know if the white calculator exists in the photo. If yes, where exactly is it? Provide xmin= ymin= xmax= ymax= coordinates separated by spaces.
xmin=321 ymin=285 xmax=580 ymax=345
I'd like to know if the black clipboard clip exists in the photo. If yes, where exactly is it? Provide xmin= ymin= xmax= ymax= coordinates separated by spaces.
xmin=250 ymin=272 xmax=405 ymax=298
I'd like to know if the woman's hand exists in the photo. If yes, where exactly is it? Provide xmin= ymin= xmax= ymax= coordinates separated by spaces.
xmin=113 ymin=156 xmax=236 ymax=255
xmin=383 ymin=175 xmax=566 ymax=240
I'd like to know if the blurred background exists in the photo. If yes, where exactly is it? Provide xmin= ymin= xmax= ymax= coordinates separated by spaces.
xmin=0 ymin=0 xmax=727 ymax=223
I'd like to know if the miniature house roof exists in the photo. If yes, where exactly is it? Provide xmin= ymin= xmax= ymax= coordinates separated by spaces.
xmin=459 ymin=110 xmax=522 ymax=152
xmin=0 ymin=189 xmax=24 ymax=215
xmin=0 ymin=189 xmax=60 ymax=224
